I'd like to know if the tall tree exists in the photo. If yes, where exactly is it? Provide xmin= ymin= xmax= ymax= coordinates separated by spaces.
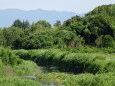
xmin=12 ymin=19 xmax=22 ymax=28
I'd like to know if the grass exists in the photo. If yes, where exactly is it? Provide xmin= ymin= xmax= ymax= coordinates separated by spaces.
xmin=13 ymin=60 xmax=39 ymax=76
xmin=0 ymin=60 xmax=3 ymax=77
xmin=37 ymin=72 xmax=115 ymax=86
xmin=1 ymin=48 xmax=115 ymax=86
xmin=14 ymin=49 xmax=115 ymax=74
xmin=0 ymin=78 xmax=40 ymax=86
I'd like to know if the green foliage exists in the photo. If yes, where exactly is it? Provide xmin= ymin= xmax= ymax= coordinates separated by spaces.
xmin=60 ymin=53 xmax=98 ymax=73
xmin=14 ymin=49 xmax=115 ymax=74
xmin=70 ymin=22 xmax=84 ymax=35
xmin=0 ymin=78 xmax=40 ymax=86
xmin=0 ymin=4 xmax=115 ymax=49
xmin=0 ymin=60 xmax=3 ymax=77
xmin=1 ymin=27 xmax=24 ymax=47
xmin=13 ymin=61 xmax=38 ymax=76
xmin=13 ymin=19 xmax=30 ymax=29
xmin=37 ymin=72 xmax=115 ymax=86
xmin=63 ymin=15 xmax=82 ymax=27
xmin=82 ymin=15 xmax=115 ymax=45
xmin=0 ymin=48 xmax=22 ymax=66
xmin=12 ymin=30 xmax=83 ymax=49
xmin=86 ymin=4 xmax=115 ymax=17
xmin=13 ymin=19 xmax=22 ymax=28
xmin=31 ymin=20 xmax=51 ymax=31
xmin=54 ymin=20 xmax=61 ymax=28
xmin=95 ymin=35 xmax=115 ymax=48
xmin=102 ymin=35 xmax=114 ymax=47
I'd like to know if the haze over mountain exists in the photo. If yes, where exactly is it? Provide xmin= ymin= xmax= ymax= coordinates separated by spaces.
xmin=0 ymin=9 xmax=82 ymax=27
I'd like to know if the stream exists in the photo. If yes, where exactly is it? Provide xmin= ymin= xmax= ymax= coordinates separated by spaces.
xmin=21 ymin=66 xmax=60 ymax=86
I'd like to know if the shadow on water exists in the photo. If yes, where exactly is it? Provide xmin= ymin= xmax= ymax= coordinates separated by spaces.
xmin=40 ymin=66 xmax=60 ymax=73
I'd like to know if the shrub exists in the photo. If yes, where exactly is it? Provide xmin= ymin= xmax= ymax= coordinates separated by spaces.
xmin=13 ymin=61 xmax=38 ymax=76
xmin=102 ymin=35 xmax=114 ymax=48
xmin=0 ymin=48 xmax=22 ymax=66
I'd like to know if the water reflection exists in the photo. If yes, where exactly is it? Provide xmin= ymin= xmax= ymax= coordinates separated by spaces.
xmin=40 ymin=66 xmax=59 ymax=73
xmin=21 ymin=66 xmax=60 ymax=86
xmin=40 ymin=81 xmax=59 ymax=86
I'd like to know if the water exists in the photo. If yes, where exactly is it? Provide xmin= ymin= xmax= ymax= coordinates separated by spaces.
xmin=39 ymin=80 xmax=59 ymax=86
xmin=21 ymin=76 xmax=59 ymax=86
xmin=21 ymin=66 xmax=60 ymax=86
xmin=39 ymin=66 xmax=60 ymax=86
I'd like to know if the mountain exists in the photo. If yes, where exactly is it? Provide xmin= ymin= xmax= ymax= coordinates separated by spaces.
xmin=0 ymin=9 xmax=82 ymax=27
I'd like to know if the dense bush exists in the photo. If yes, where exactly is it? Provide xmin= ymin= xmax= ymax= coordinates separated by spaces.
xmin=14 ymin=49 xmax=115 ymax=74
xmin=102 ymin=35 xmax=114 ymax=47
xmin=13 ymin=61 xmax=38 ymax=76
xmin=12 ymin=30 xmax=84 ymax=49
xmin=60 ymin=53 xmax=99 ymax=73
xmin=0 ymin=48 xmax=22 ymax=66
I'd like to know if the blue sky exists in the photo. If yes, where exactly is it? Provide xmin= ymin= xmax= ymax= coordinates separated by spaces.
xmin=0 ymin=0 xmax=115 ymax=14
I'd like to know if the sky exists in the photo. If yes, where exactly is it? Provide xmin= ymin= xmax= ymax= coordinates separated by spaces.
xmin=0 ymin=0 xmax=115 ymax=14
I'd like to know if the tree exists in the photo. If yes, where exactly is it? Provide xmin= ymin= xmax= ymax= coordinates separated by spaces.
xmin=33 ymin=20 xmax=51 ymax=28
xmin=2 ymin=27 xmax=24 ymax=47
xmin=70 ymin=22 xmax=84 ymax=35
xmin=22 ymin=20 xmax=30 ymax=29
xmin=13 ymin=19 xmax=30 ymax=29
xmin=63 ymin=15 xmax=82 ymax=27
xmin=102 ymin=35 xmax=114 ymax=47
xmin=12 ymin=19 xmax=22 ymax=28
xmin=54 ymin=20 xmax=61 ymax=27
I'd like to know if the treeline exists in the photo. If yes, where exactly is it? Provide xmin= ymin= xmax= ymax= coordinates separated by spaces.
xmin=0 ymin=4 xmax=115 ymax=49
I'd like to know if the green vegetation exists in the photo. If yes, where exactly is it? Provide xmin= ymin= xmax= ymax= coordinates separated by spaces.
xmin=13 ymin=61 xmax=38 ymax=76
xmin=0 ymin=5 xmax=115 ymax=49
xmin=37 ymin=72 xmax=115 ymax=86
xmin=0 ymin=60 xmax=3 ymax=77
xmin=14 ymin=49 xmax=115 ymax=74
xmin=0 ymin=48 xmax=41 ymax=85
xmin=0 ymin=4 xmax=115 ymax=86
xmin=86 ymin=4 xmax=115 ymax=16
xmin=0 ymin=78 xmax=40 ymax=86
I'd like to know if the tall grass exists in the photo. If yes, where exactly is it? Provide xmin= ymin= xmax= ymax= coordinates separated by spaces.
xmin=37 ymin=72 xmax=115 ymax=86
xmin=0 ymin=78 xmax=40 ymax=86
xmin=14 ymin=49 xmax=115 ymax=74
xmin=0 ymin=48 xmax=39 ymax=76
xmin=0 ymin=60 xmax=3 ymax=77
xmin=13 ymin=61 xmax=38 ymax=76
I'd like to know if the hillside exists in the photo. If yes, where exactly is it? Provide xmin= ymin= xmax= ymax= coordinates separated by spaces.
xmin=86 ymin=4 xmax=115 ymax=16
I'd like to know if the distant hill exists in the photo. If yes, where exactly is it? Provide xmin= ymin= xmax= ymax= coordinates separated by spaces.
xmin=0 ymin=9 xmax=83 ymax=27
xmin=86 ymin=4 xmax=115 ymax=16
